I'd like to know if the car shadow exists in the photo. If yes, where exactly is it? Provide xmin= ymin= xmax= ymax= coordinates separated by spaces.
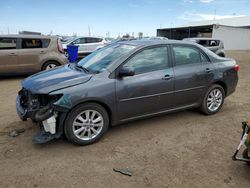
xmin=108 ymin=108 xmax=201 ymax=133
xmin=0 ymin=75 xmax=29 ymax=80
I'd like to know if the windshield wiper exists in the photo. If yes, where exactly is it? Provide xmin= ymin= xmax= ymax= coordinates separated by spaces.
xmin=75 ymin=64 xmax=90 ymax=73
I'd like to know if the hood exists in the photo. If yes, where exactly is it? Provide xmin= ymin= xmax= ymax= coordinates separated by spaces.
xmin=22 ymin=64 xmax=92 ymax=94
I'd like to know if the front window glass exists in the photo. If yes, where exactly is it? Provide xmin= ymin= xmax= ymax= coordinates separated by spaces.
xmin=78 ymin=44 xmax=135 ymax=73
xmin=123 ymin=47 xmax=169 ymax=75
xmin=0 ymin=38 xmax=17 ymax=50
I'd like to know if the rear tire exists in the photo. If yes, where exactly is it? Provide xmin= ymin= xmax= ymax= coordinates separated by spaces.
xmin=42 ymin=61 xmax=60 ymax=71
xmin=200 ymin=84 xmax=225 ymax=115
xmin=64 ymin=103 xmax=109 ymax=146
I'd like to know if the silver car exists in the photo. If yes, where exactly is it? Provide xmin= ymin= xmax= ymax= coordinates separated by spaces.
xmin=62 ymin=37 xmax=108 ymax=57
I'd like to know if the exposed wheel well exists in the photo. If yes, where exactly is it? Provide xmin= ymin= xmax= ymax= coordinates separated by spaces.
xmin=213 ymin=81 xmax=227 ymax=96
xmin=69 ymin=100 xmax=113 ymax=126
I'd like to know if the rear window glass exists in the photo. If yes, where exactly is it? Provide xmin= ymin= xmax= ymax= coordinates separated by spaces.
xmin=86 ymin=38 xmax=102 ymax=43
xmin=0 ymin=38 xmax=17 ymax=50
xmin=95 ymin=38 xmax=103 ymax=42
xmin=209 ymin=40 xmax=220 ymax=46
xmin=198 ymin=40 xmax=208 ymax=46
xmin=22 ymin=39 xmax=42 ymax=49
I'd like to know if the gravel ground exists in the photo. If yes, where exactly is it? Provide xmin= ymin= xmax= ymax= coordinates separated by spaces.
xmin=0 ymin=56 xmax=250 ymax=188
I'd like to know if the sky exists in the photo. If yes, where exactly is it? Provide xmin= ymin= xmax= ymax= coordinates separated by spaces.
xmin=0 ymin=0 xmax=250 ymax=37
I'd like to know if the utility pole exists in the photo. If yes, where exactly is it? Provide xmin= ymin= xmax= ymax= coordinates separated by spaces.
xmin=213 ymin=9 xmax=217 ymax=20
xmin=7 ymin=27 xmax=10 ymax=34
xmin=88 ymin=25 xmax=91 ymax=36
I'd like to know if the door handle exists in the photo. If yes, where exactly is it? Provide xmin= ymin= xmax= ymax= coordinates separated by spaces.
xmin=162 ymin=74 xmax=173 ymax=80
xmin=9 ymin=52 xmax=17 ymax=56
xmin=205 ymin=68 xmax=212 ymax=73
xmin=40 ymin=51 xmax=46 ymax=54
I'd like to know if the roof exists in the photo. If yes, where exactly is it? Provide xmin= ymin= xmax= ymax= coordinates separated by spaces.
xmin=181 ymin=16 xmax=250 ymax=28
xmin=183 ymin=37 xmax=221 ymax=41
xmin=117 ymin=39 xmax=193 ymax=47
xmin=0 ymin=34 xmax=56 ymax=39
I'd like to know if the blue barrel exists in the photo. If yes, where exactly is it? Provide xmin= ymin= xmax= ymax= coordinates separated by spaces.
xmin=67 ymin=45 xmax=79 ymax=63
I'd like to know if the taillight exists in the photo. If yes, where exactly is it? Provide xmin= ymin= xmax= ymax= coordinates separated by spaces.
xmin=57 ymin=39 xmax=64 ymax=54
xmin=234 ymin=64 xmax=240 ymax=71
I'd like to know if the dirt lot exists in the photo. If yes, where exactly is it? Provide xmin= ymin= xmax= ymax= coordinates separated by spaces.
xmin=0 ymin=55 xmax=250 ymax=188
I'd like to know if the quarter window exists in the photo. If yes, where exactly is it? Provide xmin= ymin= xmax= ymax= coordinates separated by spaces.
xmin=123 ymin=47 xmax=169 ymax=75
xmin=22 ymin=39 xmax=42 ymax=49
xmin=95 ymin=38 xmax=103 ymax=42
xmin=173 ymin=46 xmax=208 ymax=65
xmin=42 ymin=39 xmax=50 ymax=48
xmin=209 ymin=40 xmax=219 ymax=46
xmin=0 ymin=38 xmax=17 ymax=50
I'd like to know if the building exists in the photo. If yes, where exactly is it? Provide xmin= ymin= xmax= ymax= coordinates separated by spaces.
xmin=157 ymin=16 xmax=250 ymax=50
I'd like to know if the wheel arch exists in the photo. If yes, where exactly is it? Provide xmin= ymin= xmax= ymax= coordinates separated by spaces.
xmin=212 ymin=80 xmax=227 ymax=96
xmin=66 ymin=99 xmax=114 ymax=127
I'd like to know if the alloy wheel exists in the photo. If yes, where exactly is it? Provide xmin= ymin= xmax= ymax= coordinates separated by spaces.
xmin=72 ymin=110 xmax=104 ymax=141
xmin=207 ymin=88 xmax=223 ymax=112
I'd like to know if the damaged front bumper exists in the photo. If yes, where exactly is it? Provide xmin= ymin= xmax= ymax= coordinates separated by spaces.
xmin=16 ymin=88 xmax=70 ymax=143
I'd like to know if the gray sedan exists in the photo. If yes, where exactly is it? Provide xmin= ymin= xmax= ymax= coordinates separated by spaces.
xmin=16 ymin=40 xmax=239 ymax=145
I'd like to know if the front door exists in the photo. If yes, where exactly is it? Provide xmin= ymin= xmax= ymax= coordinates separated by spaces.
xmin=17 ymin=38 xmax=45 ymax=72
xmin=0 ymin=38 xmax=19 ymax=74
xmin=116 ymin=46 xmax=174 ymax=121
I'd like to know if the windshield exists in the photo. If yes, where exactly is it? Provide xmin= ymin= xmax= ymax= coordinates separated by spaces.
xmin=77 ymin=43 xmax=136 ymax=73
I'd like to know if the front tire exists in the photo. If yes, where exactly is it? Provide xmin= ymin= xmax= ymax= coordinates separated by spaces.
xmin=200 ymin=84 xmax=225 ymax=115
xmin=64 ymin=103 xmax=109 ymax=145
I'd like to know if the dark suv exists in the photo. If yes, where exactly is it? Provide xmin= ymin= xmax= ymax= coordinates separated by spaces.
xmin=16 ymin=40 xmax=239 ymax=145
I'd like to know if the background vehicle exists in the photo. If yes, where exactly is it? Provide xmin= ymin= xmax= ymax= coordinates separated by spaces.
xmin=16 ymin=40 xmax=239 ymax=145
xmin=141 ymin=36 xmax=168 ymax=40
xmin=0 ymin=34 xmax=68 ymax=75
xmin=232 ymin=120 xmax=250 ymax=165
xmin=183 ymin=38 xmax=225 ymax=57
xmin=62 ymin=36 xmax=108 ymax=57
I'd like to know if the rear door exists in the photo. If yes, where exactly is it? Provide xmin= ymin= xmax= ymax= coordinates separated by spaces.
xmin=71 ymin=38 xmax=86 ymax=54
xmin=84 ymin=37 xmax=103 ymax=53
xmin=17 ymin=38 xmax=45 ymax=72
xmin=172 ymin=44 xmax=215 ymax=107
xmin=116 ymin=46 xmax=174 ymax=121
xmin=0 ymin=37 xmax=19 ymax=74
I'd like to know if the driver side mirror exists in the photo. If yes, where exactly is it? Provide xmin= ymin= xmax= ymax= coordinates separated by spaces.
xmin=118 ymin=67 xmax=135 ymax=77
